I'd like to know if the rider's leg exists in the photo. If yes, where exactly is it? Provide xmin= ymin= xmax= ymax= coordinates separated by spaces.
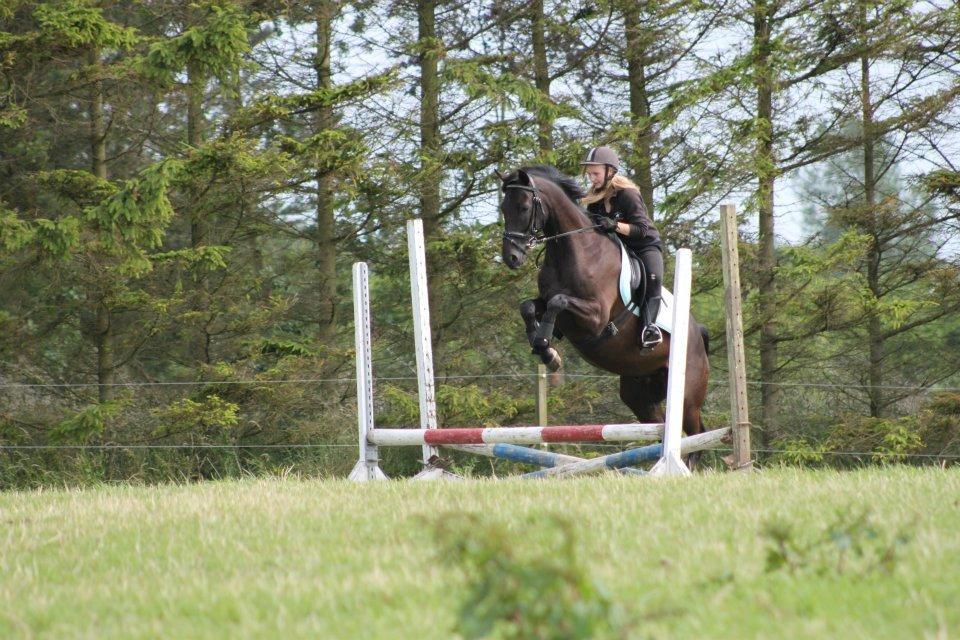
xmin=638 ymin=246 xmax=664 ymax=348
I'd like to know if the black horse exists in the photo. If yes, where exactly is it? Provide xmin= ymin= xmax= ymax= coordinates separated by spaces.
xmin=498 ymin=165 xmax=710 ymax=448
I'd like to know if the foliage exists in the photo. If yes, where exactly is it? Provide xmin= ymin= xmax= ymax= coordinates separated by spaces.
xmin=33 ymin=1 xmax=137 ymax=50
xmin=378 ymin=383 xmax=525 ymax=428
xmin=139 ymin=0 xmax=251 ymax=88
xmin=769 ymin=388 xmax=960 ymax=468
xmin=762 ymin=506 xmax=913 ymax=577
xmin=768 ymin=437 xmax=828 ymax=467
xmin=434 ymin=512 xmax=628 ymax=639
xmin=52 ymin=398 xmax=127 ymax=444
xmin=152 ymin=394 xmax=240 ymax=440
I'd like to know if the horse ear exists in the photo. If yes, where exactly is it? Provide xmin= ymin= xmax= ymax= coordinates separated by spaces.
xmin=517 ymin=169 xmax=531 ymax=186
xmin=493 ymin=169 xmax=507 ymax=183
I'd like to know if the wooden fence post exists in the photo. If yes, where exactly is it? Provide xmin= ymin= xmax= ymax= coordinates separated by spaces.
xmin=719 ymin=204 xmax=753 ymax=470
xmin=537 ymin=364 xmax=548 ymax=428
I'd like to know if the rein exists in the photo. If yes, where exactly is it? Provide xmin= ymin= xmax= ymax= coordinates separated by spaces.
xmin=502 ymin=181 xmax=600 ymax=250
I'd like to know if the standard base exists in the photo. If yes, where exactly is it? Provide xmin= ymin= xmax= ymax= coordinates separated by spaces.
xmin=619 ymin=467 xmax=648 ymax=476
xmin=648 ymin=452 xmax=692 ymax=477
xmin=412 ymin=465 xmax=463 ymax=481
xmin=347 ymin=460 xmax=389 ymax=482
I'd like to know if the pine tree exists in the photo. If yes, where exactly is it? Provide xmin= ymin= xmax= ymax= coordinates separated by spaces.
xmin=718 ymin=0 xmax=903 ymax=438
xmin=797 ymin=0 xmax=960 ymax=417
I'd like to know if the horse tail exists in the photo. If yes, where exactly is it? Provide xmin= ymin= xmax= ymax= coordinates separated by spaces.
xmin=699 ymin=324 xmax=710 ymax=354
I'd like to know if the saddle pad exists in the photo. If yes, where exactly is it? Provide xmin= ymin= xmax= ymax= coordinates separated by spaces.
xmin=617 ymin=240 xmax=674 ymax=334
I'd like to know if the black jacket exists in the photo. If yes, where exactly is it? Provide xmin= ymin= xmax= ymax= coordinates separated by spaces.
xmin=585 ymin=188 xmax=660 ymax=249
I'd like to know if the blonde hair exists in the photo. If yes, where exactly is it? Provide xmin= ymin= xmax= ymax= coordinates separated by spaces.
xmin=580 ymin=173 xmax=642 ymax=207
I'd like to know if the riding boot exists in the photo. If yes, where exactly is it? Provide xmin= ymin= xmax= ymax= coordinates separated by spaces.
xmin=637 ymin=248 xmax=664 ymax=349
xmin=641 ymin=295 xmax=663 ymax=349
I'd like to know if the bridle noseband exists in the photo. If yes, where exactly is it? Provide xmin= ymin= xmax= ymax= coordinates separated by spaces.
xmin=502 ymin=177 xmax=601 ymax=253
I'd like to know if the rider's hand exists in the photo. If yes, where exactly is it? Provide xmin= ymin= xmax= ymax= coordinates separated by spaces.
xmin=594 ymin=216 xmax=618 ymax=233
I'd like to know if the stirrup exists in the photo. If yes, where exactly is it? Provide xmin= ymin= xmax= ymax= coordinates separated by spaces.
xmin=641 ymin=324 xmax=663 ymax=349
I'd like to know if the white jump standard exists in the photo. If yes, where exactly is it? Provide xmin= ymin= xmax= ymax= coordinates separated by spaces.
xmin=347 ymin=261 xmax=387 ymax=482
xmin=349 ymin=218 xmax=725 ymax=481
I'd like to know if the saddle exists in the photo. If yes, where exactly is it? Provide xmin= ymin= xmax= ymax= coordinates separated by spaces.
xmin=616 ymin=238 xmax=674 ymax=334
xmin=558 ymin=237 xmax=675 ymax=347
xmin=625 ymin=250 xmax=644 ymax=303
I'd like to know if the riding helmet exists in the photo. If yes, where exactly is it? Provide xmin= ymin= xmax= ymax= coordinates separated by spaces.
xmin=580 ymin=146 xmax=619 ymax=173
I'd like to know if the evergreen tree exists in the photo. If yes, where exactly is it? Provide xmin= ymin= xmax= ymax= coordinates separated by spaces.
xmin=797 ymin=0 xmax=960 ymax=417
xmin=712 ymin=0 xmax=953 ymax=439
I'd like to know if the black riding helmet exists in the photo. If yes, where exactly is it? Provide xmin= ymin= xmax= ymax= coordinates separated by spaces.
xmin=580 ymin=146 xmax=619 ymax=191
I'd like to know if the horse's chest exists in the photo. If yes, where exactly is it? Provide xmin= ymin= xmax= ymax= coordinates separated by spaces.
xmin=537 ymin=268 xmax=588 ymax=298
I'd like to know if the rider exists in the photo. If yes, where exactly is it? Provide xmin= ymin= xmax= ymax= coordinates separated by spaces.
xmin=580 ymin=145 xmax=664 ymax=349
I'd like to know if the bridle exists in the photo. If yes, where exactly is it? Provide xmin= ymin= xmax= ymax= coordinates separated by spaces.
xmin=501 ymin=181 xmax=547 ymax=253
xmin=502 ymin=177 xmax=601 ymax=254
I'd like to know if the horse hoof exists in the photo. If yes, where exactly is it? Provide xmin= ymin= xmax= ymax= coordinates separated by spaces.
xmin=544 ymin=348 xmax=562 ymax=372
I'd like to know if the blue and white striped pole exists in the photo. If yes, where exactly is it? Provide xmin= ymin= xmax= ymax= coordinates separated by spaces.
xmin=521 ymin=428 xmax=730 ymax=479
xmin=449 ymin=443 xmax=647 ymax=475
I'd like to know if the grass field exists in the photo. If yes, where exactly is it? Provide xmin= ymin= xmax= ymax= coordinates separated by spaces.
xmin=2 ymin=467 xmax=959 ymax=639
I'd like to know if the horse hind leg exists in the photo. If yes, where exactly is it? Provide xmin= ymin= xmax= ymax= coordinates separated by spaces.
xmin=682 ymin=404 xmax=706 ymax=471
xmin=621 ymin=372 xmax=707 ymax=472
xmin=618 ymin=373 xmax=667 ymax=425
xmin=681 ymin=323 xmax=711 ymax=471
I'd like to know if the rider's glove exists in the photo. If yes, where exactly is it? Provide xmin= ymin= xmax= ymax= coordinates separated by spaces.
xmin=593 ymin=215 xmax=618 ymax=233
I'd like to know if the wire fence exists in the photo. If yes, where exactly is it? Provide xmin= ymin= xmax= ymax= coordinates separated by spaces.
xmin=1 ymin=444 xmax=957 ymax=460
xmin=3 ymin=375 xmax=960 ymax=392
xmin=2 ymin=370 xmax=957 ymax=469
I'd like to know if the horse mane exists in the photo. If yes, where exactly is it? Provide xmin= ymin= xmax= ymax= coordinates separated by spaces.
xmin=513 ymin=165 xmax=586 ymax=205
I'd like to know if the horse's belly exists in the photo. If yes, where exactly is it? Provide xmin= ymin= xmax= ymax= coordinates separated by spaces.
xmin=573 ymin=333 xmax=669 ymax=378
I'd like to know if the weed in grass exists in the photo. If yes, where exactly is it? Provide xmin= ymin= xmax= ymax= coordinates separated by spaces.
xmin=433 ymin=512 xmax=630 ymax=640
xmin=762 ymin=506 xmax=913 ymax=577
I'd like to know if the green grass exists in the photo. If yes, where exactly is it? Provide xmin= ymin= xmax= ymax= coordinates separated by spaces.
xmin=1 ymin=467 xmax=958 ymax=639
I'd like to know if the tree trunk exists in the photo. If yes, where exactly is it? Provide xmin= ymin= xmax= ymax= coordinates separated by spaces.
xmin=187 ymin=59 xmax=205 ymax=249
xmin=418 ymin=0 xmax=441 ymax=241
xmin=754 ymin=0 xmax=778 ymax=443
xmin=186 ymin=56 xmax=212 ymax=364
xmin=315 ymin=1 xmax=339 ymax=338
xmin=623 ymin=1 xmax=655 ymax=218
xmin=90 ymin=46 xmax=113 ymax=403
xmin=531 ymin=0 xmax=552 ymax=157
xmin=861 ymin=1 xmax=883 ymax=417
xmin=90 ymin=51 xmax=106 ymax=181
xmin=417 ymin=0 xmax=446 ymax=340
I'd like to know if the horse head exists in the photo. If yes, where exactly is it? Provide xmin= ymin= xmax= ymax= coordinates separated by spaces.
xmin=497 ymin=168 xmax=546 ymax=269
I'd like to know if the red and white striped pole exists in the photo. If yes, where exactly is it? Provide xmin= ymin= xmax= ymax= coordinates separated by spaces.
xmin=368 ymin=422 xmax=663 ymax=446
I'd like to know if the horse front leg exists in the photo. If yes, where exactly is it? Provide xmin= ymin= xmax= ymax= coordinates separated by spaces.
xmin=520 ymin=298 xmax=562 ymax=371
xmin=519 ymin=299 xmax=544 ymax=348
xmin=531 ymin=294 xmax=605 ymax=372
